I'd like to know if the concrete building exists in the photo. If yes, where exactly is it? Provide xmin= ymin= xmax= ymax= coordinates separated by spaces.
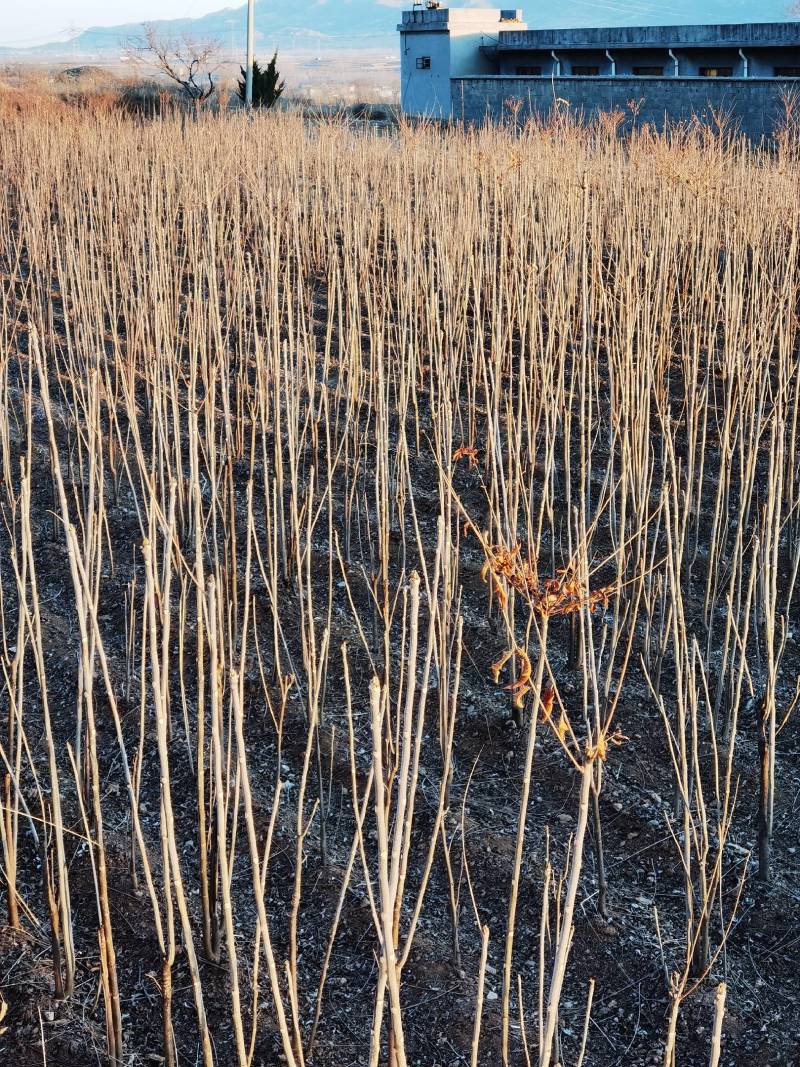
xmin=400 ymin=6 xmax=528 ymax=115
xmin=398 ymin=6 xmax=800 ymax=138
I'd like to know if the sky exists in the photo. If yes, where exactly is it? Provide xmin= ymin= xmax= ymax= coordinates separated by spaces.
xmin=1 ymin=1 xmax=231 ymax=48
xmin=0 ymin=0 xmax=791 ymax=48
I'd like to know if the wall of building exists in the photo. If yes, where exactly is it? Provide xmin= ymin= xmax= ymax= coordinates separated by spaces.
xmin=451 ymin=75 xmax=797 ymax=139
xmin=495 ymin=47 xmax=800 ymax=78
xmin=746 ymin=48 xmax=800 ymax=76
xmin=497 ymin=49 xmax=673 ymax=77
xmin=668 ymin=49 xmax=744 ymax=76
xmin=399 ymin=7 xmax=526 ymax=117
xmin=401 ymin=28 xmax=453 ymax=116
xmin=599 ymin=49 xmax=674 ymax=76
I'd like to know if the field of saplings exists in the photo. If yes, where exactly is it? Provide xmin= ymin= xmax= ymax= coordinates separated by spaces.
xmin=0 ymin=96 xmax=799 ymax=1066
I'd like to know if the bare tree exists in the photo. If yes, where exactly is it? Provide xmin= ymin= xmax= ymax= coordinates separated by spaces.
xmin=133 ymin=24 xmax=220 ymax=108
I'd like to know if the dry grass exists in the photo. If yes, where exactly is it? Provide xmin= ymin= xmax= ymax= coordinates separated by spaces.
xmin=0 ymin=98 xmax=799 ymax=1066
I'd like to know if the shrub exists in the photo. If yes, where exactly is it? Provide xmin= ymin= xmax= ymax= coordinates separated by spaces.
xmin=236 ymin=53 xmax=284 ymax=109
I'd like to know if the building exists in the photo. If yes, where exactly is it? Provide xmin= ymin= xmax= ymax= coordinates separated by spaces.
xmin=398 ymin=6 xmax=800 ymax=138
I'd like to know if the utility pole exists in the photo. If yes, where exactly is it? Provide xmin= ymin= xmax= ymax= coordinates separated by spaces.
xmin=245 ymin=0 xmax=255 ymax=108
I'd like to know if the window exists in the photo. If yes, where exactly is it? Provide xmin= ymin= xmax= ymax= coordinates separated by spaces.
xmin=572 ymin=65 xmax=600 ymax=76
xmin=775 ymin=67 xmax=800 ymax=77
xmin=415 ymin=56 xmax=431 ymax=70
xmin=633 ymin=65 xmax=664 ymax=76
xmin=515 ymin=65 xmax=542 ymax=75
xmin=699 ymin=67 xmax=732 ymax=78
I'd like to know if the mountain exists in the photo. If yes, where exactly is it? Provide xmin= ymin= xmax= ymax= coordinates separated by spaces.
xmin=1 ymin=0 xmax=795 ymax=58
xmin=2 ymin=2 xmax=403 ymax=57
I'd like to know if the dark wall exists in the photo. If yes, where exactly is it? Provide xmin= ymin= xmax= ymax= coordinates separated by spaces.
xmin=451 ymin=75 xmax=799 ymax=139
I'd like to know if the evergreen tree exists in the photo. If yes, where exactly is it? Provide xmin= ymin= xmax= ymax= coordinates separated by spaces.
xmin=236 ymin=53 xmax=285 ymax=109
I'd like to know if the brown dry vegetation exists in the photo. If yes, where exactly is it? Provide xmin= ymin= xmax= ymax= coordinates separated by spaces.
xmin=0 ymin=89 xmax=799 ymax=1067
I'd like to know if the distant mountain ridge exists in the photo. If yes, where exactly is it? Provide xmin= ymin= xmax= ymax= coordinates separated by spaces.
xmin=1 ymin=0 xmax=795 ymax=58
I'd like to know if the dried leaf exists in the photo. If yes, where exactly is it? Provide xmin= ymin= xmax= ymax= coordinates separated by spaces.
xmin=512 ymin=686 xmax=530 ymax=710
xmin=452 ymin=444 xmax=479 ymax=469
xmin=490 ymin=648 xmax=514 ymax=684
xmin=556 ymin=711 xmax=569 ymax=742
xmin=588 ymin=734 xmax=607 ymax=761
xmin=478 ymin=541 xmax=613 ymax=619
xmin=540 ymin=685 xmax=555 ymax=721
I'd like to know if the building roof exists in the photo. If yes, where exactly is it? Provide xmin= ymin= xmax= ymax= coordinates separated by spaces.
xmin=495 ymin=22 xmax=800 ymax=50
